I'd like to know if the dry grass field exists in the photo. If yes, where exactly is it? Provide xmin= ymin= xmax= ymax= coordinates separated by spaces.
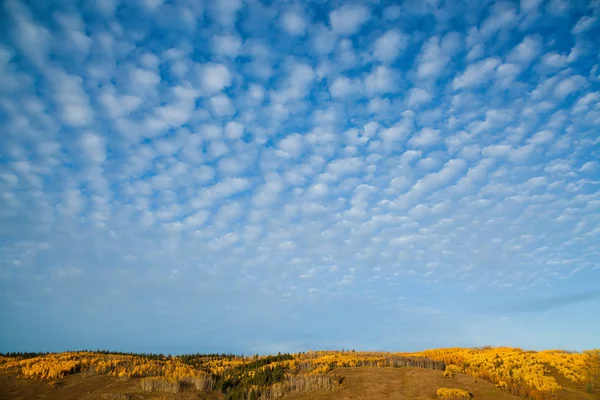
xmin=285 ymin=367 xmax=523 ymax=400
xmin=2 ymin=366 xmax=599 ymax=400
xmin=1 ymin=348 xmax=599 ymax=400
xmin=0 ymin=372 xmax=221 ymax=400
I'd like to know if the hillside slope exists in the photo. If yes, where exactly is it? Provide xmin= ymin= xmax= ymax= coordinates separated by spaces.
xmin=1 ymin=348 xmax=598 ymax=400
xmin=286 ymin=367 xmax=525 ymax=400
xmin=0 ymin=372 xmax=223 ymax=400
xmin=0 ymin=368 xmax=519 ymax=400
xmin=2 ymin=367 xmax=599 ymax=400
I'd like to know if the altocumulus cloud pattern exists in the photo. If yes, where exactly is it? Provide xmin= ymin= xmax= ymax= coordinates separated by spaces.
xmin=0 ymin=0 xmax=599 ymax=354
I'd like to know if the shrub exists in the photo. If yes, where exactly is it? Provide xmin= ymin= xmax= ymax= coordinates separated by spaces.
xmin=496 ymin=381 xmax=508 ymax=390
xmin=444 ymin=365 xmax=462 ymax=378
xmin=436 ymin=387 xmax=471 ymax=399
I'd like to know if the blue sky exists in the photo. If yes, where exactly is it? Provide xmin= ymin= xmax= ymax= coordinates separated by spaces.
xmin=1 ymin=0 xmax=599 ymax=355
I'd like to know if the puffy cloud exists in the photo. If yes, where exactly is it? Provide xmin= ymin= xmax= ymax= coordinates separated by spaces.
xmin=364 ymin=65 xmax=398 ymax=94
xmin=415 ymin=32 xmax=462 ymax=81
xmin=326 ymin=157 xmax=363 ymax=178
xmin=212 ymin=34 xmax=242 ymax=58
xmin=48 ymin=69 xmax=94 ymax=127
xmin=329 ymin=5 xmax=370 ymax=35
xmin=541 ymin=52 xmax=568 ymax=69
xmin=507 ymin=35 xmax=542 ymax=66
xmin=580 ymin=161 xmax=598 ymax=172
xmin=278 ymin=134 xmax=304 ymax=158
xmin=406 ymin=88 xmax=432 ymax=108
xmin=5 ymin=0 xmax=50 ymax=68
xmin=199 ymin=63 xmax=232 ymax=94
xmin=129 ymin=68 xmax=161 ymax=92
xmin=480 ymin=3 xmax=518 ymax=36
xmin=452 ymin=57 xmax=501 ymax=90
xmin=571 ymin=15 xmax=597 ymax=34
xmin=553 ymin=75 xmax=586 ymax=99
xmin=520 ymin=0 xmax=543 ymax=13
xmin=329 ymin=76 xmax=363 ymax=98
xmin=416 ymin=36 xmax=447 ymax=80
xmin=409 ymin=128 xmax=441 ymax=148
xmin=372 ymin=30 xmax=409 ymax=63
xmin=380 ymin=111 xmax=415 ymax=143
xmin=271 ymin=62 xmax=315 ymax=104
xmin=209 ymin=94 xmax=236 ymax=116
xmin=211 ymin=0 xmax=243 ymax=26
xmin=281 ymin=11 xmax=306 ymax=36
xmin=2 ymin=0 xmax=599 ymax=354
xmin=80 ymin=132 xmax=106 ymax=164
xmin=225 ymin=121 xmax=244 ymax=139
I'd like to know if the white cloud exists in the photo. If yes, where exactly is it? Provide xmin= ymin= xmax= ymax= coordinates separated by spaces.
xmin=307 ymin=183 xmax=328 ymax=199
xmin=156 ymin=103 xmax=192 ymax=126
xmin=495 ymin=63 xmax=521 ymax=88
xmin=571 ymin=15 xmax=597 ymax=34
xmin=281 ymin=12 xmax=306 ymax=36
xmin=580 ymin=161 xmax=598 ymax=172
xmin=380 ymin=111 xmax=414 ymax=143
xmin=480 ymin=3 xmax=518 ymax=36
xmin=329 ymin=76 xmax=363 ymax=98
xmin=528 ymin=130 xmax=554 ymax=145
xmin=3 ymin=0 xmax=600 ymax=353
xmin=553 ymin=75 xmax=586 ymax=99
xmin=452 ymin=57 xmax=501 ymax=90
xmin=312 ymin=25 xmax=337 ymax=55
xmin=139 ymin=0 xmax=163 ymax=11
xmin=94 ymin=0 xmax=116 ymax=16
xmin=80 ymin=132 xmax=106 ymax=164
xmin=541 ymin=52 xmax=568 ymax=69
xmin=61 ymin=103 xmax=94 ymax=127
xmin=507 ymin=35 xmax=542 ymax=66
xmin=129 ymin=67 xmax=161 ymax=92
xmin=546 ymin=0 xmax=570 ymax=16
xmin=139 ymin=52 xmax=160 ymax=69
xmin=326 ymin=157 xmax=363 ymax=178
xmin=99 ymin=89 xmax=142 ymax=119
xmin=218 ymin=158 xmax=245 ymax=176
xmin=398 ymin=159 xmax=468 ymax=207
xmin=209 ymin=94 xmax=236 ymax=116
xmin=225 ymin=121 xmax=244 ymax=139
xmin=211 ymin=0 xmax=243 ymax=26
xmin=271 ymin=62 xmax=315 ymax=104
xmin=467 ymin=43 xmax=485 ymax=61
xmin=6 ymin=0 xmax=50 ymax=69
xmin=572 ymin=92 xmax=600 ymax=114
xmin=409 ymin=128 xmax=441 ymax=148
xmin=60 ymin=188 xmax=85 ymax=217
xmin=364 ymin=65 xmax=398 ymax=94
xmin=521 ymin=0 xmax=543 ymax=13
xmin=46 ymin=69 xmax=94 ymax=127
xmin=208 ymin=141 xmax=230 ymax=159
xmin=415 ymin=32 xmax=462 ymax=82
xmin=372 ymin=30 xmax=409 ymax=63
xmin=278 ymin=134 xmax=304 ymax=158
xmin=192 ymin=177 xmax=251 ymax=208
xmin=199 ymin=63 xmax=232 ymax=94
xmin=416 ymin=36 xmax=447 ymax=80
xmin=329 ymin=5 xmax=370 ymax=35
xmin=406 ymin=88 xmax=432 ymax=108
xmin=212 ymin=34 xmax=242 ymax=58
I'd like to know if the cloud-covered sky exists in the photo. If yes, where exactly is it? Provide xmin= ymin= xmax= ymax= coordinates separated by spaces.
xmin=1 ymin=0 xmax=599 ymax=355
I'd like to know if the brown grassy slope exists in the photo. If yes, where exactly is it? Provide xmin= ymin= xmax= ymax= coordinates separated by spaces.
xmin=285 ymin=367 xmax=585 ymax=400
xmin=0 ymin=373 xmax=223 ymax=400
xmin=2 ymin=367 xmax=599 ymax=400
xmin=546 ymin=366 xmax=600 ymax=400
